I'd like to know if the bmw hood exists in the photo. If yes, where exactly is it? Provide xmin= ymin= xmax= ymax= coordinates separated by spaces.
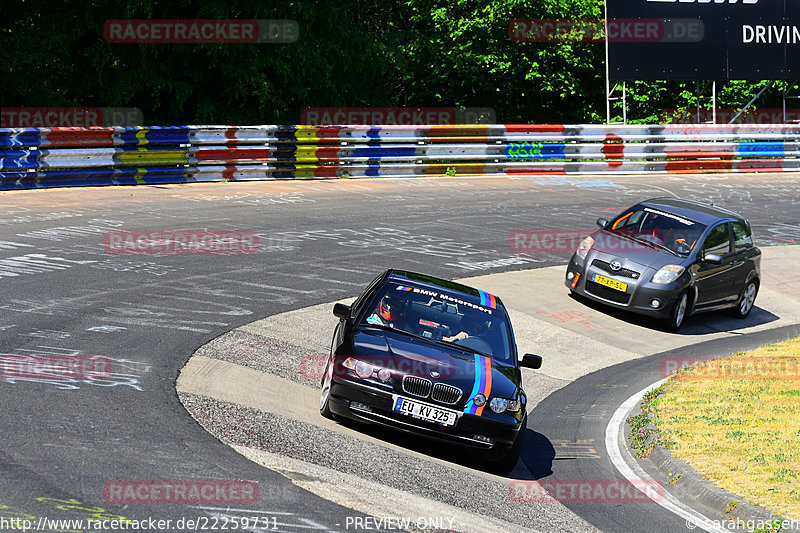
xmin=350 ymin=328 xmax=520 ymax=407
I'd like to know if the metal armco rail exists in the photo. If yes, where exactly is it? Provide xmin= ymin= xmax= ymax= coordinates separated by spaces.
xmin=2 ymin=124 xmax=800 ymax=189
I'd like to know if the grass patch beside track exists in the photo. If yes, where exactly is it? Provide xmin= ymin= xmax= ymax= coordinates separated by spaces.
xmin=648 ymin=337 xmax=800 ymax=520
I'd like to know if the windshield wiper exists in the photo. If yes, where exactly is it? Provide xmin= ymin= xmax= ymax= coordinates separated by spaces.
xmin=614 ymin=232 xmax=679 ymax=257
xmin=430 ymin=337 xmax=493 ymax=358
xmin=362 ymin=323 xmax=493 ymax=358
xmin=631 ymin=236 xmax=679 ymax=257
xmin=361 ymin=323 xmax=414 ymax=337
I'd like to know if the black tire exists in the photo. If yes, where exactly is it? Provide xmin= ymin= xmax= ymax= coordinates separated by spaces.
xmin=488 ymin=420 xmax=526 ymax=474
xmin=730 ymin=280 xmax=758 ymax=319
xmin=667 ymin=290 xmax=689 ymax=332
xmin=319 ymin=359 xmax=335 ymax=420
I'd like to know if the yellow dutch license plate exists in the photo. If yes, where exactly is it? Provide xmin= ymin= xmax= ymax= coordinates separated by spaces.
xmin=592 ymin=273 xmax=628 ymax=292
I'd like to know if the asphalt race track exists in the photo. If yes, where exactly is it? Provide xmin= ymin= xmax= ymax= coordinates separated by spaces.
xmin=1 ymin=174 xmax=799 ymax=532
xmin=527 ymin=324 xmax=800 ymax=533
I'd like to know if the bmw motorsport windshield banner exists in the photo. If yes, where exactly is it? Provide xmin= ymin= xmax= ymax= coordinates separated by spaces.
xmin=607 ymin=0 xmax=799 ymax=80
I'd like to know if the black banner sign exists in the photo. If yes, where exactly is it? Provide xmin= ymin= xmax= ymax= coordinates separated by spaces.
xmin=607 ymin=0 xmax=797 ymax=80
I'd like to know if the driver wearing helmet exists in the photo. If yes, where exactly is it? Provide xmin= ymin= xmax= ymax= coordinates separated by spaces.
xmin=367 ymin=292 xmax=412 ymax=330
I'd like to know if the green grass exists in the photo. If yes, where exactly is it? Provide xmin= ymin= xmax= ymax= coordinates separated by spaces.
xmin=650 ymin=336 xmax=800 ymax=520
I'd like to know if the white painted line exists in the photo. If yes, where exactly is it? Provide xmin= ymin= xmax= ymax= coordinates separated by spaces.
xmin=605 ymin=378 xmax=729 ymax=533
xmin=191 ymin=505 xmax=294 ymax=515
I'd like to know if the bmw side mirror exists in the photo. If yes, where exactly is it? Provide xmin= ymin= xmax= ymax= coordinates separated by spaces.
xmin=703 ymin=253 xmax=723 ymax=265
xmin=521 ymin=353 xmax=543 ymax=369
xmin=333 ymin=303 xmax=351 ymax=319
xmin=596 ymin=218 xmax=609 ymax=229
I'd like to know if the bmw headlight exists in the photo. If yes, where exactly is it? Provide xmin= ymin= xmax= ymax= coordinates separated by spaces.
xmin=343 ymin=358 xmax=390 ymax=381
xmin=576 ymin=236 xmax=594 ymax=260
xmin=355 ymin=360 xmax=374 ymax=379
xmin=489 ymin=397 xmax=509 ymax=414
xmin=651 ymin=265 xmax=685 ymax=284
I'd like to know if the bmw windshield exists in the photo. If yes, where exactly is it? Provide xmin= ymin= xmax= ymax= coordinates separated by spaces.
xmin=360 ymin=282 xmax=514 ymax=363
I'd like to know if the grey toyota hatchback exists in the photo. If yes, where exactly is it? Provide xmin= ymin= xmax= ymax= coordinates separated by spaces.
xmin=565 ymin=198 xmax=761 ymax=331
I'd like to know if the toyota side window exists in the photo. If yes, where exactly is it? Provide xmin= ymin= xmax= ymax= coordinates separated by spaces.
xmin=702 ymin=223 xmax=731 ymax=257
xmin=611 ymin=210 xmax=644 ymax=231
xmin=732 ymin=221 xmax=754 ymax=251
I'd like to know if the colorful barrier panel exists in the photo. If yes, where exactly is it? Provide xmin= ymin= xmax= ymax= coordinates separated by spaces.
xmin=2 ymin=124 xmax=800 ymax=189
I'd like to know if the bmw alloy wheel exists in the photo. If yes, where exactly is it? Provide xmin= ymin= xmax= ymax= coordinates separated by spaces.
xmin=319 ymin=360 xmax=334 ymax=418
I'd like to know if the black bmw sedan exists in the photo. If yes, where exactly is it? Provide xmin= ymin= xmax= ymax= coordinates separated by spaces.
xmin=319 ymin=269 xmax=542 ymax=472
xmin=565 ymin=197 xmax=761 ymax=331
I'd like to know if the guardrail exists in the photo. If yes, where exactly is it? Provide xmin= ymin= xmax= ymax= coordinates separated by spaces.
xmin=2 ymin=124 xmax=800 ymax=189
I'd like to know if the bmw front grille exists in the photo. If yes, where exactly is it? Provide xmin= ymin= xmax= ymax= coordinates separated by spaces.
xmin=431 ymin=383 xmax=462 ymax=405
xmin=402 ymin=375 xmax=432 ymax=398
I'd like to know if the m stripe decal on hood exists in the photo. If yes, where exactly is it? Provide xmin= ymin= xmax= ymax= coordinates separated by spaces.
xmin=464 ymin=354 xmax=493 ymax=416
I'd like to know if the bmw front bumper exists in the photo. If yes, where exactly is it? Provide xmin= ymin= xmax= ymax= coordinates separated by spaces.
xmin=327 ymin=377 xmax=522 ymax=458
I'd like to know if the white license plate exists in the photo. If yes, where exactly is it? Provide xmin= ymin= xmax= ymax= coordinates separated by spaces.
xmin=392 ymin=395 xmax=458 ymax=427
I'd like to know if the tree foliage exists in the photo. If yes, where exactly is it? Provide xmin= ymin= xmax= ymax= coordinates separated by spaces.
xmin=1 ymin=0 xmax=793 ymax=125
